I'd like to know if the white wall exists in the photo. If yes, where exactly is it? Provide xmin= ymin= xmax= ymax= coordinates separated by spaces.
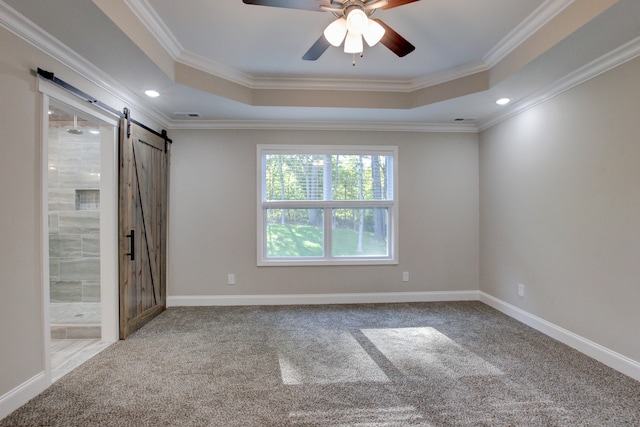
xmin=479 ymin=56 xmax=640 ymax=363
xmin=168 ymin=129 xmax=480 ymax=299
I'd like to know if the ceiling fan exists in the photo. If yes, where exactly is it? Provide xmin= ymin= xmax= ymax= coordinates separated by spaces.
xmin=242 ymin=0 xmax=419 ymax=61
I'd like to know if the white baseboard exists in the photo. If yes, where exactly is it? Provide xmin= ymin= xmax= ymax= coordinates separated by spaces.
xmin=169 ymin=291 xmax=640 ymax=382
xmin=479 ymin=292 xmax=640 ymax=382
xmin=0 ymin=372 xmax=47 ymax=421
xmin=167 ymin=290 xmax=480 ymax=307
xmin=2 ymin=291 xmax=637 ymax=422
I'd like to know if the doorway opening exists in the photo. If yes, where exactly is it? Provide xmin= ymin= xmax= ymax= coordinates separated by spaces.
xmin=47 ymin=102 xmax=114 ymax=380
xmin=40 ymin=80 xmax=119 ymax=384
xmin=48 ymin=103 xmax=102 ymax=339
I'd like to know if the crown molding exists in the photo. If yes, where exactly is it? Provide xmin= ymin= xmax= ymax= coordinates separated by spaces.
xmin=249 ymin=59 xmax=491 ymax=93
xmin=177 ymin=43 xmax=488 ymax=93
xmin=0 ymin=1 xmax=170 ymax=127
xmin=124 ymin=0 xmax=258 ymax=88
xmin=483 ymin=0 xmax=574 ymax=67
xmin=5 ymin=0 xmax=636 ymax=134
xmin=123 ymin=0 xmax=183 ymax=58
xmin=123 ymin=0 xmax=569 ymax=94
xmin=478 ymin=35 xmax=640 ymax=131
xmin=250 ymin=76 xmax=415 ymax=92
xmin=409 ymin=60 xmax=489 ymax=92
xmin=177 ymin=50 xmax=256 ymax=88
xmin=166 ymin=119 xmax=479 ymax=133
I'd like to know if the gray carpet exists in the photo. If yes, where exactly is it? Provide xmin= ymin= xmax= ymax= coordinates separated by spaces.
xmin=2 ymin=302 xmax=639 ymax=426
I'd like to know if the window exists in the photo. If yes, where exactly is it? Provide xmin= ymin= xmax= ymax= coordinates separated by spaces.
xmin=258 ymin=145 xmax=398 ymax=265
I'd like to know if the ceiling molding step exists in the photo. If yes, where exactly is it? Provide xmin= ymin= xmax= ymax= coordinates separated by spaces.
xmin=121 ymin=0 xmax=258 ymax=89
xmin=0 ymin=1 xmax=170 ymax=128
xmin=411 ymin=71 xmax=490 ymax=109
xmin=179 ymin=52 xmax=488 ymax=94
xmin=250 ymin=61 xmax=489 ymax=93
xmin=489 ymin=0 xmax=618 ymax=88
xmin=175 ymin=62 xmax=254 ymax=105
xmin=409 ymin=60 xmax=489 ymax=92
xmin=166 ymin=120 xmax=479 ymax=133
xmin=92 ymin=0 xmax=175 ymax=79
xmin=123 ymin=0 xmax=183 ymax=58
xmin=250 ymin=76 xmax=415 ymax=93
xmin=117 ymin=0 xmax=571 ymax=95
xmin=177 ymin=50 xmax=256 ymax=88
xmin=483 ymin=0 xmax=574 ymax=67
xmin=479 ymin=35 xmax=640 ymax=132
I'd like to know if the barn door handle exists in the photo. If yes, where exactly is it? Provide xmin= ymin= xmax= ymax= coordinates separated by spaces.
xmin=125 ymin=230 xmax=135 ymax=261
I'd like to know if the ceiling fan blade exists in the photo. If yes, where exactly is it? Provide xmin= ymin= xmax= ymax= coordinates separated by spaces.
xmin=363 ymin=0 xmax=389 ymax=10
xmin=302 ymin=35 xmax=332 ymax=60
xmin=381 ymin=0 xmax=420 ymax=10
xmin=371 ymin=19 xmax=415 ymax=57
xmin=242 ymin=0 xmax=325 ymax=12
xmin=320 ymin=4 xmax=344 ymax=12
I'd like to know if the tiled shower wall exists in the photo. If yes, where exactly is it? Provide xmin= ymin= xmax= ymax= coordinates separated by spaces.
xmin=48 ymin=122 xmax=101 ymax=308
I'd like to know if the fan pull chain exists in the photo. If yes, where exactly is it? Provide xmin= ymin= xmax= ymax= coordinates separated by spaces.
xmin=352 ymin=51 xmax=364 ymax=67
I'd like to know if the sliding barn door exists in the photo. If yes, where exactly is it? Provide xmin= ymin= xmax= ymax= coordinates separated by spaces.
xmin=119 ymin=119 xmax=168 ymax=339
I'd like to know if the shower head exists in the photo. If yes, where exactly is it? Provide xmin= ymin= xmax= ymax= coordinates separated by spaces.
xmin=67 ymin=115 xmax=83 ymax=135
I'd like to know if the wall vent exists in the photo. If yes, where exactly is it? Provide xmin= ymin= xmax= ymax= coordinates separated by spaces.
xmin=173 ymin=112 xmax=201 ymax=118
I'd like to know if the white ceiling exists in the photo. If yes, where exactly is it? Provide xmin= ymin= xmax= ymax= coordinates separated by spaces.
xmin=146 ymin=0 xmax=541 ymax=79
xmin=3 ymin=0 xmax=640 ymax=130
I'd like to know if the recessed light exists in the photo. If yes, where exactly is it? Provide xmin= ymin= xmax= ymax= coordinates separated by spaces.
xmin=496 ymin=98 xmax=511 ymax=105
xmin=48 ymin=110 xmax=53 ymax=115
xmin=145 ymin=89 xmax=160 ymax=98
xmin=89 ymin=130 xmax=100 ymax=135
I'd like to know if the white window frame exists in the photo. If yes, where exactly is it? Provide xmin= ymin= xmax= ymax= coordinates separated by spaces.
xmin=257 ymin=144 xmax=398 ymax=266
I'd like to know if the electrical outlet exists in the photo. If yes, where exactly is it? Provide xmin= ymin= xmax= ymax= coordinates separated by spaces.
xmin=228 ymin=274 xmax=235 ymax=285
xmin=518 ymin=283 xmax=525 ymax=297
xmin=402 ymin=272 xmax=409 ymax=282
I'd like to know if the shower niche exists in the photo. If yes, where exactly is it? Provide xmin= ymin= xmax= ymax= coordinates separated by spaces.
xmin=48 ymin=106 xmax=102 ymax=339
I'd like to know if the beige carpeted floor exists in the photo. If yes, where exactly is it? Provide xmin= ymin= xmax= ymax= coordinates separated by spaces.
xmin=2 ymin=302 xmax=639 ymax=426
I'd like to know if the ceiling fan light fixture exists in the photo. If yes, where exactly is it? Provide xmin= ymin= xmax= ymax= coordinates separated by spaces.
xmin=363 ymin=18 xmax=385 ymax=46
xmin=324 ymin=18 xmax=347 ymax=47
xmin=344 ymin=31 xmax=364 ymax=53
xmin=346 ymin=8 xmax=368 ymax=35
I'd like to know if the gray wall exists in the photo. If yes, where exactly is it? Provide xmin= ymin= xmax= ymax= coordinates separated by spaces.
xmin=479 ymin=56 xmax=640 ymax=363
xmin=168 ymin=130 xmax=480 ymax=297
xmin=0 ymin=26 xmax=156 ymax=400
xmin=0 ymin=28 xmax=43 ymax=399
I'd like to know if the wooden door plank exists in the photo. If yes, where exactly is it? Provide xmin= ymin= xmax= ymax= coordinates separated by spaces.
xmin=119 ymin=119 xmax=168 ymax=339
xmin=132 ymin=138 xmax=161 ymax=305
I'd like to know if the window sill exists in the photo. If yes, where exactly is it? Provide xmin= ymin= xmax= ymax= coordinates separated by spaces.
xmin=258 ymin=258 xmax=398 ymax=267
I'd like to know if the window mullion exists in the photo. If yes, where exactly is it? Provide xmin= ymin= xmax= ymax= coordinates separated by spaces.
xmin=324 ymin=207 xmax=332 ymax=260
xmin=263 ymin=200 xmax=326 ymax=209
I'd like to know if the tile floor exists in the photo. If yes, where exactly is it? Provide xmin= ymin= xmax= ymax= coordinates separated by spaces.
xmin=51 ymin=339 xmax=112 ymax=382
xmin=50 ymin=302 xmax=102 ymax=339
xmin=50 ymin=302 xmax=101 ymax=324
xmin=50 ymin=303 xmax=108 ymax=381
